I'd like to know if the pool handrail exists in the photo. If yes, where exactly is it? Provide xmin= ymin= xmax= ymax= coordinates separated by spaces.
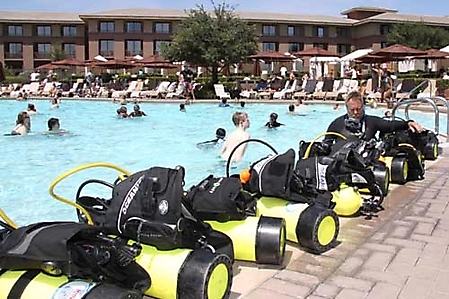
xmin=392 ymin=96 xmax=449 ymax=142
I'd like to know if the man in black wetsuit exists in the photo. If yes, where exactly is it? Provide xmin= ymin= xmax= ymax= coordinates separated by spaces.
xmin=326 ymin=91 xmax=422 ymax=141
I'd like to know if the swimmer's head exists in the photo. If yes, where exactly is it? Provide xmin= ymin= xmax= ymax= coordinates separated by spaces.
xmin=288 ymin=104 xmax=295 ymax=112
xmin=215 ymin=128 xmax=226 ymax=139
xmin=134 ymin=104 xmax=140 ymax=111
xmin=27 ymin=103 xmax=36 ymax=111
xmin=17 ymin=111 xmax=29 ymax=125
xmin=240 ymin=101 xmax=245 ymax=108
xmin=47 ymin=117 xmax=60 ymax=131
xmin=270 ymin=112 xmax=278 ymax=120
xmin=179 ymin=103 xmax=186 ymax=111
xmin=119 ymin=106 xmax=127 ymax=113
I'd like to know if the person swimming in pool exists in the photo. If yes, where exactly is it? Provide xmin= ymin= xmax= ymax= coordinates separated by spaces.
xmin=10 ymin=111 xmax=31 ymax=135
xmin=129 ymin=104 xmax=147 ymax=117
xmin=27 ymin=103 xmax=37 ymax=115
xmin=116 ymin=106 xmax=129 ymax=118
xmin=45 ymin=117 xmax=69 ymax=135
xmin=218 ymin=99 xmax=230 ymax=107
xmin=265 ymin=112 xmax=284 ymax=128
xmin=51 ymin=96 xmax=60 ymax=109
xmin=221 ymin=112 xmax=250 ymax=163
xmin=287 ymin=104 xmax=298 ymax=115
xmin=197 ymin=128 xmax=226 ymax=148
xmin=179 ymin=103 xmax=186 ymax=112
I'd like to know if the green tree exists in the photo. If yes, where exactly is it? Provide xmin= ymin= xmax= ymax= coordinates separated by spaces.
xmin=51 ymin=42 xmax=67 ymax=61
xmin=387 ymin=22 xmax=449 ymax=50
xmin=162 ymin=1 xmax=259 ymax=84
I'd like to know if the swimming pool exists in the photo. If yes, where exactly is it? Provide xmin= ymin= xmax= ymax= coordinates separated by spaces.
xmin=0 ymin=99 xmax=445 ymax=226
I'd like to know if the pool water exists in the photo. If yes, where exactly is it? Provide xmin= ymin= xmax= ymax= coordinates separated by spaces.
xmin=0 ymin=99 xmax=445 ymax=226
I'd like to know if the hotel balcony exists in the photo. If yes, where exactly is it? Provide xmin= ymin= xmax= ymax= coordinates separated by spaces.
xmin=34 ymin=52 xmax=52 ymax=59
xmin=99 ymin=50 xmax=114 ymax=58
xmin=125 ymin=50 xmax=143 ymax=57
xmin=4 ymin=52 xmax=23 ymax=59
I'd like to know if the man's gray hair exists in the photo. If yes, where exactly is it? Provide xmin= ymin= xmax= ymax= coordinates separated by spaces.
xmin=345 ymin=91 xmax=363 ymax=104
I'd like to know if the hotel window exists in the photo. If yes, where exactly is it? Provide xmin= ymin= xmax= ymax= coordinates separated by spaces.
xmin=63 ymin=43 xmax=76 ymax=58
xmin=262 ymin=25 xmax=276 ymax=36
xmin=336 ymin=27 xmax=350 ymax=38
xmin=337 ymin=44 xmax=350 ymax=55
xmin=7 ymin=25 xmax=22 ymax=36
xmin=126 ymin=22 xmax=142 ymax=33
xmin=262 ymin=42 xmax=278 ymax=52
xmin=7 ymin=43 xmax=22 ymax=58
xmin=316 ymin=26 xmax=326 ymax=38
xmin=125 ymin=40 xmax=143 ymax=56
xmin=99 ymin=21 xmax=115 ymax=33
xmin=380 ymin=25 xmax=391 ymax=35
xmin=313 ymin=43 xmax=328 ymax=50
xmin=35 ymin=43 xmax=51 ymax=59
xmin=153 ymin=40 xmax=170 ymax=55
xmin=154 ymin=23 xmax=170 ymax=34
xmin=99 ymin=39 xmax=114 ymax=57
xmin=287 ymin=26 xmax=295 ymax=37
xmin=381 ymin=42 xmax=388 ymax=48
xmin=288 ymin=42 xmax=304 ymax=53
xmin=36 ymin=25 xmax=52 ymax=36
xmin=62 ymin=26 xmax=77 ymax=37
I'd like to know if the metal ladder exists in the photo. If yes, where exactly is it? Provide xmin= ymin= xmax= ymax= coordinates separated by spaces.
xmin=391 ymin=96 xmax=449 ymax=142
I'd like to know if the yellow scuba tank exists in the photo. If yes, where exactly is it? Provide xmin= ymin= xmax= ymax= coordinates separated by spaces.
xmin=206 ymin=215 xmax=286 ymax=265
xmin=136 ymin=245 xmax=232 ymax=299
xmin=0 ymin=271 xmax=142 ymax=299
xmin=331 ymin=184 xmax=363 ymax=216
xmin=256 ymin=197 xmax=339 ymax=253
xmin=46 ymin=163 xmax=234 ymax=299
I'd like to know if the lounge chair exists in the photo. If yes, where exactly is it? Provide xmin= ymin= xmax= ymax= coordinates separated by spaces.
xmin=141 ymin=81 xmax=171 ymax=99
xmin=417 ymin=79 xmax=437 ymax=98
xmin=395 ymin=79 xmax=416 ymax=100
xmin=166 ymin=83 xmax=186 ymax=99
xmin=293 ymin=79 xmax=317 ymax=99
xmin=130 ymin=81 xmax=144 ymax=98
xmin=323 ymin=80 xmax=341 ymax=100
xmin=313 ymin=78 xmax=334 ymax=99
xmin=111 ymin=81 xmax=138 ymax=98
xmin=273 ymin=79 xmax=297 ymax=99
xmin=213 ymin=84 xmax=231 ymax=100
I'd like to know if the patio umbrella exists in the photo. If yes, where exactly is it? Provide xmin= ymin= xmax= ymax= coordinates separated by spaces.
xmin=138 ymin=55 xmax=173 ymax=67
xmin=293 ymin=48 xmax=340 ymax=78
xmin=52 ymin=58 xmax=86 ymax=67
xmin=355 ymin=53 xmax=393 ymax=64
xmin=95 ymin=59 xmax=137 ymax=69
xmin=370 ymin=44 xmax=426 ymax=59
xmin=36 ymin=62 xmax=69 ymax=70
xmin=143 ymin=62 xmax=177 ymax=69
xmin=247 ymin=51 xmax=295 ymax=62
xmin=413 ymin=49 xmax=449 ymax=59
xmin=292 ymin=47 xmax=340 ymax=58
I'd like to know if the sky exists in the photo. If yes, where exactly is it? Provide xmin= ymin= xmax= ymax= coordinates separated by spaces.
xmin=0 ymin=0 xmax=448 ymax=17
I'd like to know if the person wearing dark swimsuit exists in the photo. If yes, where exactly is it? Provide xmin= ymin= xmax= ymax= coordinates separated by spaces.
xmin=326 ymin=91 xmax=423 ymax=142
xmin=265 ymin=112 xmax=284 ymax=128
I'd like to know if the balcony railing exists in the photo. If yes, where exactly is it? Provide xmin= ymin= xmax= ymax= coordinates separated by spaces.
xmin=34 ymin=52 xmax=52 ymax=59
xmin=65 ymin=52 xmax=76 ymax=58
xmin=125 ymin=50 xmax=143 ymax=57
xmin=4 ymin=52 xmax=23 ymax=59
xmin=99 ymin=50 xmax=114 ymax=57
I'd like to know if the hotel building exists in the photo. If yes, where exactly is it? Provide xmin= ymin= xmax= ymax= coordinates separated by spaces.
xmin=0 ymin=6 xmax=448 ymax=72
